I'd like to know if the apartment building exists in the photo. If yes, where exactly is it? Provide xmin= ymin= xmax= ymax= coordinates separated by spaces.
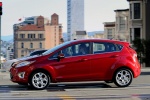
xmin=104 ymin=22 xmax=116 ymax=40
xmin=14 ymin=14 xmax=62 ymax=58
xmin=127 ymin=0 xmax=150 ymax=41
xmin=104 ymin=0 xmax=150 ymax=43
xmin=104 ymin=9 xmax=129 ymax=42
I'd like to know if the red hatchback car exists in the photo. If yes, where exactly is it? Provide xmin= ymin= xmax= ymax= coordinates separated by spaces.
xmin=10 ymin=39 xmax=141 ymax=90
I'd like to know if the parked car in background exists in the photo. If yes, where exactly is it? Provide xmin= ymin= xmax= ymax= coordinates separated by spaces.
xmin=0 ymin=56 xmax=6 ymax=69
xmin=10 ymin=39 xmax=141 ymax=90
xmin=2 ymin=49 xmax=47 ymax=71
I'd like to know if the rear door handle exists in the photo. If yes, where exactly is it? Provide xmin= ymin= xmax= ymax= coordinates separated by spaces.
xmin=110 ymin=55 xmax=119 ymax=58
xmin=78 ymin=58 xmax=88 ymax=62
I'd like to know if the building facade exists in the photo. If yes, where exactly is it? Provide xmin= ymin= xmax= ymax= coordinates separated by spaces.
xmin=115 ymin=9 xmax=130 ymax=42
xmin=73 ymin=31 xmax=87 ymax=40
xmin=67 ymin=0 xmax=84 ymax=41
xmin=104 ymin=0 xmax=150 ymax=43
xmin=127 ymin=0 xmax=150 ymax=41
xmin=14 ymin=14 xmax=62 ymax=58
xmin=104 ymin=22 xmax=116 ymax=40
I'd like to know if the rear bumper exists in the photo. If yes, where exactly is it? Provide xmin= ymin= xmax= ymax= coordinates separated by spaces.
xmin=133 ymin=63 xmax=141 ymax=78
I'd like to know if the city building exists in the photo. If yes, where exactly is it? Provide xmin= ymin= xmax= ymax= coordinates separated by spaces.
xmin=104 ymin=9 xmax=129 ymax=42
xmin=104 ymin=0 xmax=150 ymax=43
xmin=73 ymin=31 xmax=87 ymax=40
xmin=6 ymin=44 xmax=14 ymax=60
xmin=115 ymin=9 xmax=130 ymax=42
xmin=127 ymin=0 xmax=150 ymax=41
xmin=67 ymin=0 xmax=84 ymax=41
xmin=88 ymin=32 xmax=104 ymax=39
xmin=14 ymin=14 xmax=62 ymax=58
xmin=104 ymin=22 xmax=116 ymax=40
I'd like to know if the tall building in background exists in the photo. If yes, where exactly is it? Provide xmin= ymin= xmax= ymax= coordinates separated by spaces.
xmin=14 ymin=14 xmax=62 ymax=58
xmin=67 ymin=0 xmax=84 ymax=41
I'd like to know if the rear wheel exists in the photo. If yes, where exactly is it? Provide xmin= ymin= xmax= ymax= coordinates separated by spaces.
xmin=114 ymin=68 xmax=133 ymax=87
xmin=29 ymin=71 xmax=50 ymax=90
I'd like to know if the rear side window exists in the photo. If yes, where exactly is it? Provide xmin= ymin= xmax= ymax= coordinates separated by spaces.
xmin=106 ymin=43 xmax=117 ymax=52
xmin=93 ymin=42 xmax=117 ymax=54
xmin=116 ymin=44 xmax=123 ymax=51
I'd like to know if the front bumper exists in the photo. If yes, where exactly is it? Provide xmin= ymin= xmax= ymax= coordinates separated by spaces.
xmin=10 ymin=67 xmax=29 ymax=84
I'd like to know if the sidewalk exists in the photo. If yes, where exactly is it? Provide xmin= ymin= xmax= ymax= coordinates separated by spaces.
xmin=0 ymin=68 xmax=150 ymax=80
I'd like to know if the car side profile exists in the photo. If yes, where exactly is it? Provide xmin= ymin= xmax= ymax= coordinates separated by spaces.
xmin=10 ymin=39 xmax=141 ymax=90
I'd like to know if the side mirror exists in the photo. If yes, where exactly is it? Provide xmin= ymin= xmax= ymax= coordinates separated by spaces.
xmin=57 ymin=53 xmax=65 ymax=61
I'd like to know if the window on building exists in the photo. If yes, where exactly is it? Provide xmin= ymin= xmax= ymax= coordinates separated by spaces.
xmin=28 ymin=34 xmax=35 ymax=38
xmin=39 ymin=43 xmax=42 ymax=48
xmin=21 ymin=43 xmax=24 ymax=48
xmin=134 ymin=3 xmax=141 ymax=19
xmin=30 ymin=43 xmax=33 ymax=48
xmin=38 ymin=34 xmax=43 ymax=38
xmin=21 ymin=50 xmax=24 ymax=54
xmin=134 ymin=28 xmax=141 ymax=39
xmin=130 ymin=28 xmax=133 ymax=42
xmin=119 ymin=17 xmax=126 ymax=31
xmin=107 ymin=29 xmax=113 ymax=39
xmin=130 ymin=4 xmax=132 ymax=19
xmin=20 ymin=34 xmax=25 ymax=38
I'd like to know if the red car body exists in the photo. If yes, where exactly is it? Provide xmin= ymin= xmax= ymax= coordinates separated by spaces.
xmin=10 ymin=39 xmax=141 ymax=89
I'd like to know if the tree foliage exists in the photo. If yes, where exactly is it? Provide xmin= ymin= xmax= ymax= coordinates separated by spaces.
xmin=132 ymin=39 xmax=150 ymax=67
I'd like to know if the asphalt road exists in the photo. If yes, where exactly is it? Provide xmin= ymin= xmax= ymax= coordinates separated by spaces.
xmin=0 ymin=70 xmax=150 ymax=100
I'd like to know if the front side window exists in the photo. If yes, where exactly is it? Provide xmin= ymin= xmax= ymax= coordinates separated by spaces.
xmin=62 ymin=42 xmax=90 ymax=57
xmin=49 ymin=42 xmax=90 ymax=59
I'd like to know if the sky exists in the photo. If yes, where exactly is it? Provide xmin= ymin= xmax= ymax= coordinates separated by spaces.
xmin=0 ymin=0 xmax=129 ymax=36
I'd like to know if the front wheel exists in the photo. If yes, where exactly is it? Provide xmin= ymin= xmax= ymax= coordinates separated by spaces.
xmin=113 ymin=68 xmax=133 ymax=87
xmin=29 ymin=71 xmax=50 ymax=90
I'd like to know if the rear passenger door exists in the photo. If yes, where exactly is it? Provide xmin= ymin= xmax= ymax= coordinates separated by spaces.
xmin=90 ymin=42 xmax=120 ymax=80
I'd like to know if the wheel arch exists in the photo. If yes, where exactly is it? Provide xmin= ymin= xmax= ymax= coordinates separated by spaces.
xmin=28 ymin=68 xmax=52 ymax=83
xmin=113 ymin=66 xmax=134 ymax=79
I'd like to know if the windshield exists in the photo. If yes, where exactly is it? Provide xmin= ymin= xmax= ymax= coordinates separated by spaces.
xmin=42 ymin=41 xmax=71 ymax=55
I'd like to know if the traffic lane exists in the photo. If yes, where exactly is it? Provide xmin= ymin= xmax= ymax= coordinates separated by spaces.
xmin=0 ymin=73 xmax=150 ymax=100
xmin=0 ymin=79 xmax=150 ymax=100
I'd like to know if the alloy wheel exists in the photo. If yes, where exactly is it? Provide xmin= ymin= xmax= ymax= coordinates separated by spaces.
xmin=114 ymin=68 xmax=133 ymax=87
xmin=31 ymin=72 xmax=49 ymax=89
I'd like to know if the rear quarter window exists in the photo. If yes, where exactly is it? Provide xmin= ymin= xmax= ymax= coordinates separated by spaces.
xmin=116 ymin=44 xmax=123 ymax=51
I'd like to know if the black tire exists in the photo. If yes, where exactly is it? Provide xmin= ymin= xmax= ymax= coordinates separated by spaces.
xmin=29 ymin=71 xmax=50 ymax=90
xmin=113 ymin=68 xmax=133 ymax=87
xmin=105 ymin=81 xmax=113 ymax=83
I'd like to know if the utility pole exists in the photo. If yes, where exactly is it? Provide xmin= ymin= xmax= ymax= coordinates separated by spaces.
xmin=0 ymin=2 xmax=2 ymax=69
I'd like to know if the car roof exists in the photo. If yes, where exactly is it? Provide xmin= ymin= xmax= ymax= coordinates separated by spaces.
xmin=70 ymin=39 xmax=129 ymax=45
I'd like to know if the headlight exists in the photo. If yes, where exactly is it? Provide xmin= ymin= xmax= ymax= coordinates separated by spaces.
xmin=16 ymin=61 xmax=35 ymax=68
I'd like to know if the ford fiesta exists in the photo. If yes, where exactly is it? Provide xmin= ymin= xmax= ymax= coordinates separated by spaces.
xmin=10 ymin=39 xmax=141 ymax=90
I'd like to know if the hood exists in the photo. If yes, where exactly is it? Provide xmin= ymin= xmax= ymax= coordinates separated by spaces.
xmin=17 ymin=55 xmax=40 ymax=61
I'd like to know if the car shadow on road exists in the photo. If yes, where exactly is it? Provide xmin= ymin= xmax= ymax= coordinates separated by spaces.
xmin=0 ymin=82 xmax=116 ymax=92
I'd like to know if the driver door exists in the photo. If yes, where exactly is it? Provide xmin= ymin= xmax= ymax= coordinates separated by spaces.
xmin=48 ymin=42 xmax=91 ymax=82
